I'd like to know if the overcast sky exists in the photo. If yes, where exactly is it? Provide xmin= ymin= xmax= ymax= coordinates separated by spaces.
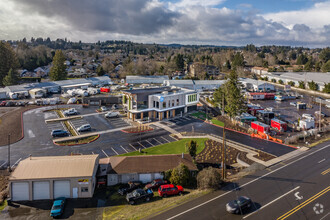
xmin=0 ymin=0 xmax=329 ymax=47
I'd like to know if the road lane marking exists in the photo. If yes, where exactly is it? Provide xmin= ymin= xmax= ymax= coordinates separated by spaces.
xmin=320 ymin=212 xmax=330 ymax=220
xmin=169 ymin=135 xmax=179 ymax=141
xmin=146 ymin=140 xmax=154 ymax=147
xmin=166 ymin=144 xmax=330 ymax=220
xmin=111 ymin=147 xmax=119 ymax=155
xmin=101 ymin=150 xmax=109 ymax=157
xmin=318 ymin=159 xmax=326 ymax=163
xmin=120 ymin=145 xmax=128 ymax=153
xmin=277 ymin=186 xmax=330 ymax=220
xmin=0 ymin=161 xmax=7 ymax=168
xmin=153 ymin=138 xmax=162 ymax=145
xmin=161 ymin=136 xmax=171 ymax=143
xmin=129 ymin=144 xmax=137 ymax=151
xmin=321 ymin=168 xmax=330 ymax=175
xmin=243 ymin=186 xmax=300 ymax=219
xmin=138 ymin=142 xmax=146 ymax=149
xmin=11 ymin=158 xmax=22 ymax=168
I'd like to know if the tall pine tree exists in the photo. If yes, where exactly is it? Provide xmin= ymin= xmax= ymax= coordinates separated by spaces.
xmin=3 ymin=68 xmax=20 ymax=86
xmin=0 ymin=42 xmax=19 ymax=86
xmin=50 ymin=50 xmax=67 ymax=81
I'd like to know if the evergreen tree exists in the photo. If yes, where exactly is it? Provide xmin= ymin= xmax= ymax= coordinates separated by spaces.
xmin=3 ymin=68 xmax=20 ymax=86
xmin=298 ymin=81 xmax=305 ymax=89
xmin=50 ymin=50 xmax=67 ymax=81
xmin=185 ymin=140 xmax=197 ymax=158
xmin=319 ymin=47 xmax=330 ymax=63
xmin=96 ymin=65 xmax=105 ymax=76
xmin=323 ymin=83 xmax=330 ymax=94
xmin=296 ymin=54 xmax=308 ymax=65
xmin=308 ymin=80 xmax=318 ymax=91
xmin=231 ymin=53 xmax=244 ymax=70
xmin=175 ymin=54 xmax=184 ymax=70
xmin=304 ymin=59 xmax=313 ymax=71
xmin=0 ymin=42 xmax=19 ymax=86
xmin=321 ymin=60 xmax=330 ymax=72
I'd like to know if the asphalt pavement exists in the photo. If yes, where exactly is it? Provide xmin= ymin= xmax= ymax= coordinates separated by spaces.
xmin=148 ymin=141 xmax=330 ymax=220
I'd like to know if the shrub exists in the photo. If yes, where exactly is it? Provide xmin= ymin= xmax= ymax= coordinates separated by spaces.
xmin=169 ymin=163 xmax=191 ymax=187
xmin=186 ymin=140 xmax=197 ymax=158
xmin=278 ymin=79 xmax=284 ymax=84
xmin=197 ymin=167 xmax=223 ymax=190
xmin=271 ymin=79 xmax=276 ymax=83
xmin=288 ymin=81 xmax=295 ymax=86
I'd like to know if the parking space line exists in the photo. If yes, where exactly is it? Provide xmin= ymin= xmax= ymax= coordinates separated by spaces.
xmin=146 ymin=140 xmax=154 ymax=147
xmin=102 ymin=149 xmax=109 ymax=157
xmin=120 ymin=145 xmax=128 ymax=153
xmin=161 ymin=136 xmax=171 ymax=143
xmin=129 ymin=143 xmax=137 ymax=151
xmin=111 ymin=147 xmax=119 ymax=155
xmin=138 ymin=142 xmax=146 ymax=149
xmin=169 ymin=135 xmax=179 ymax=141
xmin=153 ymin=138 xmax=162 ymax=145
xmin=0 ymin=161 xmax=7 ymax=169
xmin=11 ymin=158 xmax=22 ymax=168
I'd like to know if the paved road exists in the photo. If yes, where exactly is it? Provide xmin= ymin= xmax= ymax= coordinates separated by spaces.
xmin=167 ymin=116 xmax=296 ymax=156
xmin=149 ymin=141 xmax=330 ymax=220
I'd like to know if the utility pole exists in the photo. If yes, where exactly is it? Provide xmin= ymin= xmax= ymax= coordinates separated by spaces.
xmin=319 ymin=101 xmax=322 ymax=131
xmin=222 ymin=95 xmax=224 ymax=116
xmin=222 ymin=127 xmax=226 ymax=179
xmin=8 ymin=134 xmax=11 ymax=172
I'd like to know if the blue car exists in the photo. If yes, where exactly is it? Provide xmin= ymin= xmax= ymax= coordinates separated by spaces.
xmin=50 ymin=197 xmax=66 ymax=217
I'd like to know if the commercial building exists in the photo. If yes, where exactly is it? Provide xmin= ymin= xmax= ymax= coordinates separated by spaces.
xmin=9 ymin=155 xmax=99 ymax=201
xmin=126 ymin=75 xmax=169 ymax=84
xmin=122 ymin=87 xmax=199 ymax=121
xmin=240 ymin=78 xmax=275 ymax=92
xmin=99 ymin=154 xmax=198 ymax=186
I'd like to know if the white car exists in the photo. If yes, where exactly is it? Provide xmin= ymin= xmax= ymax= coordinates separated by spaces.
xmin=77 ymin=124 xmax=91 ymax=132
xmin=302 ymin=113 xmax=314 ymax=120
xmin=105 ymin=111 xmax=120 ymax=118
xmin=100 ymin=106 xmax=108 ymax=112
xmin=63 ymin=108 xmax=78 ymax=116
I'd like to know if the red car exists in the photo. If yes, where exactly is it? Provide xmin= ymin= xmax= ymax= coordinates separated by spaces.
xmin=145 ymin=179 xmax=168 ymax=190
xmin=0 ymin=101 xmax=6 ymax=106
xmin=158 ymin=184 xmax=184 ymax=197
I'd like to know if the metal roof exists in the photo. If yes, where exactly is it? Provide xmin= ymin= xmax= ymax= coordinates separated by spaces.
xmin=126 ymin=75 xmax=169 ymax=84
xmin=10 ymin=155 xmax=99 ymax=180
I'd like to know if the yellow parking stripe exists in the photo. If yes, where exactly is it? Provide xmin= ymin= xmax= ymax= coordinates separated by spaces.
xmin=277 ymin=186 xmax=330 ymax=220
xmin=321 ymin=168 xmax=330 ymax=175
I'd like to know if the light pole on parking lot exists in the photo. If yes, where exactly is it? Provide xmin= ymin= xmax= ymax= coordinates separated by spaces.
xmin=8 ymin=134 xmax=11 ymax=172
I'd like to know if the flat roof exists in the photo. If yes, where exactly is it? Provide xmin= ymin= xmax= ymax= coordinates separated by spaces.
xmin=122 ymin=87 xmax=172 ymax=94
xmin=10 ymin=155 xmax=98 ymax=181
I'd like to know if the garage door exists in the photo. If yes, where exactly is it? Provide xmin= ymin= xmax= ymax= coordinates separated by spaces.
xmin=154 ymin=173 xmax=163 ymax=180
xmin=33 ymin=181 xmax=50 ymax=200
xmin=12 ymin=182 xmax=29 ymax=201
xmin=139 ymin=174 xmax=152 ymax=183
xmin=54 ymin=180 xmax=70 ymax=198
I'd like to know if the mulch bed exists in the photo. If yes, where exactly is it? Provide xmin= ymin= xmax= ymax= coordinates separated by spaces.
xmin=253 ymin=150 xmax=276 ymax=161
xmin=0 ymin=106 xmax=38 ymax=146
xmin=195 ymin=139 xmax=240 ymax=165
xmin=238 ymin=152 xmax=254 ymax=165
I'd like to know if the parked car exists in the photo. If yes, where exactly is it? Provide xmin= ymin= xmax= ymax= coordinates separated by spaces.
xmin=126 ymin=188 xmax=153 ymax=205
xmin=51 ymin=130 xmax=69 ymax=138
xmin=0 ymin=101 xmax=6 ymax=106
xmin=290 ymin=102 xmax=296 ymax=106
xmin=302 ymin=113 xmax=314 ymax=120
xmin=50 ymin=197 xmax=66 ymax=217
xmin=5 ymin=101 xmax=15 ymax=107
xmin=315 ymin=111 xmax=327 ymax=117
xmin=158 ymin=184 xmax=183 ymax=197
xmin=77 ymin=124 xmax=91 ymax=132
xmin=63 ymin=108 xmax=78 ymax=116
xmin=145 ymin=179 xmax=168 ymax=190
xmin=100 ymin=106 xmax=108 ymax=112
xmin=226 ymin=196 xmax=252 ymax=214
xmin=105 ymin=111 xmax=119 ymax=118
xmin=118 ymin=181 xmax=143 ymax=195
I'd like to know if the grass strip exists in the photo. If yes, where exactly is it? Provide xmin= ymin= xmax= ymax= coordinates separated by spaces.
xmin=0 ymin=200 xmax=7 ymax=212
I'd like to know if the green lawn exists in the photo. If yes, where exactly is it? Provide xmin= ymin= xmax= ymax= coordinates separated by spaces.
xmin=119 ymin=138 xmax=208 ymax=156
xmin=211 ymin=118 xmax=225 ymax=127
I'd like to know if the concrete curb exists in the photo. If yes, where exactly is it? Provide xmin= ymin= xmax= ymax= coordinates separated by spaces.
xmin=236 ymin=153 xmax=251 ymax=167
xmin=121 ymin=128 xmax=154 ymax=133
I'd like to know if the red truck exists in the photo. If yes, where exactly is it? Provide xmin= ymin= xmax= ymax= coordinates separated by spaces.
xmin=100 ymin=87 xmax=110 ymax=93
xmin=251 ymin=121 xmax=270 ymax=133
xmin=271 ymin=119 xmax=287 ymax=131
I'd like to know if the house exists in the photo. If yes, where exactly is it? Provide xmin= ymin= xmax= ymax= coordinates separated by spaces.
xmin=122 ymin=87 xmax=199 ymax=121
xmin=9 ymin=155 xmax=99 ymax=201
xmin=99 ymin=154 xmax=198 ymax=186
xmin=189 ymin=63 xmax=220 ymax=78
xmin=251 ymin=67 xmax=268 ymax=75
xmin=34 ymin=67 xmax=47 ymax=77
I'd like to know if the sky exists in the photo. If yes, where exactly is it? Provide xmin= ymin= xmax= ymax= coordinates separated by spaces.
xmin=0 ymin=0 xmax=329 ymax=47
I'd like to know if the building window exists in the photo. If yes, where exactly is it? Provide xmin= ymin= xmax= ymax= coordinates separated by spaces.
xmin=172 ymin=100 xmax=175 ymax=107
xmin=163 ymin=102 xmax=166 ymax=108
xmin=153 ymin=101 xmax=156 ymax=108
xmin=177 ymin=99 xmax=179 ymax=105
xmin=168 ymin=101 xmax=170 ymax=108
xmin=81 ymin=187 xmax=88 ymax=193
xmin=156 ymin=102 xmax=159 ymax=108
xmin=188 ymin=94 xmax=197 ymax=103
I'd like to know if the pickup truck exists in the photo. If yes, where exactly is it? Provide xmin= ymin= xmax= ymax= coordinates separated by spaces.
xmin=126 ymin=189 xmax=153 ymax=205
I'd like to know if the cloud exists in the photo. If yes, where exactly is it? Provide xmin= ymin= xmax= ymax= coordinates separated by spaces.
xmin=0 ymin=0 xmax=329 ymax=47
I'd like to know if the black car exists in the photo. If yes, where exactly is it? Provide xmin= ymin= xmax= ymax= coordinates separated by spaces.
xmin=51 ymin=130 xmax=69 ymax=138
xmin=226 ymin=196 xmax=252 ymax=214
xmin=126 ymin=188 xmax=153 ymax=205
xmin=118 ymin=181 xmax=143 ymax=195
